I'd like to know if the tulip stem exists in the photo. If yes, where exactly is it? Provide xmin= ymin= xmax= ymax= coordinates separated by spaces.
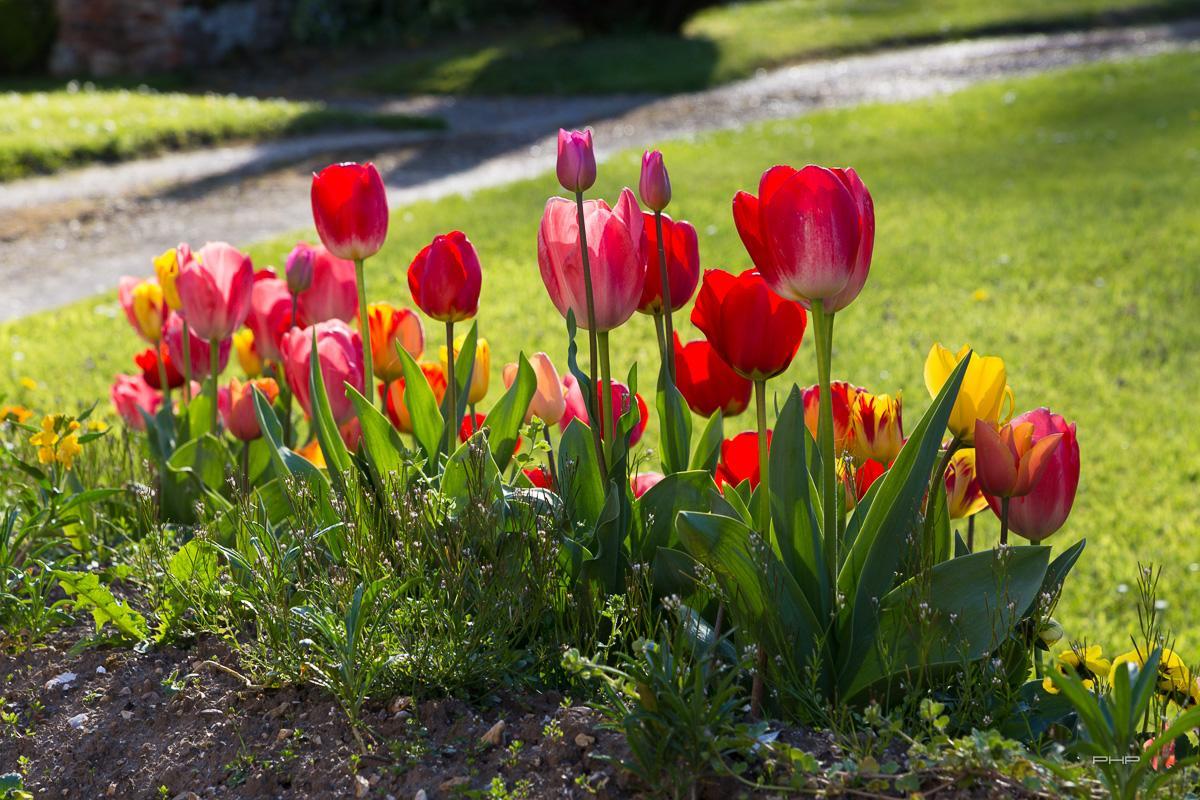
xmin=156 ymin=350 xmax=171 ymax=407
xmin=654 ymin=211 xmax=676 ymax=380
xmin=182 ymin=321 xmax=193 ymax=404
xmin=469 ymin=403 xmax=477 ymax=434
xmin=597 ymin=332 xmax=615 ymax=449
xmin=445 ymin=320 xmax=456 ymax=458
xmin=999 ymin=497 xmax=1010 ymax=547
xmin=542 ymin=424 xmax=559 ymax=490
xmin=209 ymin=338 xmax=220 ymax=434
xmin=354 ymin=259 xmax=377 ymax=414
xmin=653 ymin=312 xmax=667 ymax=369
xmin=574 ymin=189 xmax=607 ymax=480
xmin=754 ymin=379 xmax=770 ymax=533
xmin=967 ymin=515 xmax=975 ymax=552
xmin=811 ymin=300 xmax=838 ymax=579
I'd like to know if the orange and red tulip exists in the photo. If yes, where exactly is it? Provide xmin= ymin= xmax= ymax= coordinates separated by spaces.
xmin=801 ymin=381 xmax=859 ymax=455
xmin=974 ymin=418 xmax=1063 ymax=500
xmin=383 ymin=362 xmax=448 ymax=434
xmin=851 ymin=391 xmax=903 ymax=464
xmin=944 ymin=448 xmax=988 ymax=519
xmin=369 ymin=302 xmax=425 ymax=382
xmin=984 ymin=408 xmax=1079 ymax=541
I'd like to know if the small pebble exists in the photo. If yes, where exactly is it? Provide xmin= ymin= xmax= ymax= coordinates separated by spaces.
xmin=480 ymin=720 xmax=506 ymax=747
xmin=68 ymin=712 xmax=88 ymax=730
xmin=574 ymin=733 xmax=595 ymax=748
xmin=353 ymin=774 xmax=370 ymax=798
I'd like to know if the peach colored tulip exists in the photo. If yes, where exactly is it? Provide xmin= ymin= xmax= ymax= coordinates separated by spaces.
xmin=503 ymin=352 xmax=566 ymax=423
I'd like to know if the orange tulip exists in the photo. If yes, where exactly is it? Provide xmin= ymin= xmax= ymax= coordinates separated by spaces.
xmin=973 ymin=419 xmax=1062 ymax=499
xmin=368 ymin=302 xmax=425 ymax=382
xmin=503 ymin=352 xmax=566 ymax=424
xmin=383 ymin=362 xmax=447 ymax=434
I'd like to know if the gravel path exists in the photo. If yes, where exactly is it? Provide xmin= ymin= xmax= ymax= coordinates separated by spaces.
xmin=1 ymin=20 xmax=1197 ymax=322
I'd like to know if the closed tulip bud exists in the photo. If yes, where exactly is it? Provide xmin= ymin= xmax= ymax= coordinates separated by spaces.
xmin=637 ymin=213 xmax=699 ymax=315
xmin=233 ymin=329 xmax=263 ymax=378
xmin=110 ymin=374 xmax=161 ymax=430
xmin=801 ymin=381 xmax=859 ymax=456
xmin=383 ymin=362 xmax=447 ymax=434
xmin=985 ymin=408 xmax=1080 ymax=541
xmin=285 ymin=242 xmax=317 ymax=295
xmin=119 ymin=277 xmax=168 ymax=343
xmin=296 ymin=246 xmax=359 ymax=326
xmin=974 ymin=419 xmax=1063 ymax=500
xmin=638 ymin=150 xmax=671 ymax=212
xmin=176 ymin=241 xmax=254 ymax=342
xmin=1037 ymin=618 xmax=1065 ymax=650
xmin=559 ymin=374 xmax=648 ymax=445
xmin=219 ymin=377 xmax=279 ymax=441
xmin=556 ymin=129 xmax=596 ymax=193
xmin=310 ymin=162 xmax=389 ymax=261
xmin=408 ymin=231 xmax=482 ymax=323
xmin=852 ymin=391 xmax=903 ymax=464
xmin=164 ymin=315 xmax=230 ymax=380
xmin=439 ymin=335 xmax=489 ymax=404
xmin=944 ymin=448 xmax=987 ymax=519
xmin=503 ymin=352 xmax=566 ymax=423
xmin=733 ymin=164 xmax=874 ymax=310
xmin=924 ymin=343 xmax=1015 ymax=444
xmin=673 ymin=335 xmax=752 ymax=418
xmin=153 ymin=243 xmax=190 ymax=311
xmin=631 ymin=471 xmax=665 ymax=498
xmin=368 ymin=302 xmax=425 ymax=382
xmin=691 ymin=269 xmax=806 ymax=381
xmin=715 ymin=430 xmax=771 ymax=490
xmin=539 ymin=188 xmax=646 ymax=331
xmin=281 ymin=321 xmax=364 ymax=425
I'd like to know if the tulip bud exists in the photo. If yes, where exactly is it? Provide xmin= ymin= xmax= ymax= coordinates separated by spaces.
xmin=286 ymin=243 xmax=317 ymax=295
xmin=556 ymin=129 xmax=596 ymax=194
xmin=1037 ymin=618 xmax=1064 ymax=650
xmin=638 ymin=150 xmax=671 ymax=212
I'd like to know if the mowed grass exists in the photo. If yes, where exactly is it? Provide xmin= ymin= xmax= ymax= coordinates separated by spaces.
xmin=0 ymin=84 xmax=440 ymax=181
xmin=4 ymin=51 xmax=1199 ymax=652
xmin=359 ymin=0 xmax=1195 ymax=94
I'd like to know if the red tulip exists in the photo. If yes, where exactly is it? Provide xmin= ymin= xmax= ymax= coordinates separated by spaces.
xmin=246 ymin=278 xmax=295 ymax=363
xmin=310 ymin=162 xmax=389 ymax=261
xmin=985 ymin=408 xmax=1079 ymax=541
xmin=690 ymin=269 xmax=806 ymax=381
xmin=110 ymin=374 xmax=161 ymax=430
xmin=637 ymin=212 xmax=699 ymax=314
xmin=524 ymin=465 xmax=554 ymax=489
xmin=841 ymin=457 xmax=886 ymax=511
xmin=715 ymin=430 xmax=771 ymax=490
xmin=407 ymin=231 xmax=482 ymax=323
xmin=134 ymin=343 xmax=184 ymax=390
xmin=340 ymin=418 xmax=362 ymax=452
xmin=801 ymin=381 xmax=860 ymax=455
xmin=219 ymin=377 xmax=279 ymax=441
xmin=295 ymin=246 xmax=359 ymax=326
xmin=632 ymin=471 xmax=665 ymax=498
xmin=974 ymin=418 xmax=1063 ymax=500
xmin=538 ymin=188 xmax=647 ymax=332
xmin=638 ymin=150 xmax=671 ymax=212
xmin=559 ymin=374 xmax=649 ymax=445
xmin=174 ymin=242 xmax=254 ymax=342
xmin=556 ymin=129 xmax=596 ymax=193
xmin=285 ymin=242 xmax=317 ymax=294
xmin=673 ymin=334 xmax=752 ymax=417
xmin=164 ymin=315 xmax=230 ymax=380
xmin=281 ymin=320 xmax=365 ymax=425
xmin=733 ymin=165 xmax=873 ymax=310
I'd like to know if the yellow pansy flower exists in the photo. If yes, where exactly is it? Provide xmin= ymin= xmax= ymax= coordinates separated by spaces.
xmin=1111 ymin=647 xmax=1196 ymax=703
xmin=0 ymin=405 xmax=34 ymax=424
xmin=924 ymin=343 xmax=1015 ymax=444
xmin=1043 ymin=644 xmax=1110 ymax=695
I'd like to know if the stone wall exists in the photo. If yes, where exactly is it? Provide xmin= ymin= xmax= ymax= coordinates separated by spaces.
xmin=50 ymin=0 xmax=294 ymax=77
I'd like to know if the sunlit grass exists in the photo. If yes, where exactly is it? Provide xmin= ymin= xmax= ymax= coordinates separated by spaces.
xmin=3 ymin=50 xmax=1199 ymax=652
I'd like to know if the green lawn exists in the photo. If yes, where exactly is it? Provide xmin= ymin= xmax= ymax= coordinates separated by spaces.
xmin=358 ymin=0 xmax=1195 ymax=95
xmin=0 ymin=84 xmax=440 ymax=181
xmin=4 ymin=50 xmax=1199 ymax=654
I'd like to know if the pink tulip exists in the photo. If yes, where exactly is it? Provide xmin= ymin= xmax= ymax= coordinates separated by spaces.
xmin=310 ymin=162 xmax=389 ymax=261
xmin=556 ymin=129 xmax=596 ymax=193
xmin=502 ymin=352 xmax=566 ymax=423
xmin=407 ymin=231 xmax=482 ymax=323
xmin=218 ymin=378 xmax=279 ymax=441
xmin=296 ymin=245 xmax=359 ymax=326
xmin=559 ymin=374 xmax=649 ymax=445
xmin=985 ymin=408 xmax=1080 ymax=541
xmin=175 ymin=242 xmax=254 ymax=341
xmin=164 ymin=315 xmax=230 ymax=380
xmin=632 ymin=471 xmax=665 ymax=498
xmin=281 ymin=320 xmax=365 ymax=425
xmin=638 ymin=150 xmax=671 ymax=212
xmin=733 ymin=165 xmax=873 ymax=310
xmin=110 ymin=374 xmax=161 ymax=430
xmin=637 ymin=212 xmax=699 ymax=314
xmin=246 ymin=278 xmax=294 ymax=363
xmin=538 ymin=187 xmax=647 ymax=332
xmin=285 ymin=242 xmax=317 ymax=294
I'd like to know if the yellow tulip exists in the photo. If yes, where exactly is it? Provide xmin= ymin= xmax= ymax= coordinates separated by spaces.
xmin=923 ymin=343 xmax=1014 ymax=444
xmin=851 ymin=390 xmax=903 ymax=464
xmin=233 ymin=329 xmax=263 ymax=378
xmin=440 ymin=335 xmax=490 ymax=405
xmin=153 ymin=247 xmax=183 ymax=310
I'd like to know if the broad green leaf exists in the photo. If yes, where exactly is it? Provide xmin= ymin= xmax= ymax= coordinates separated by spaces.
xmin=557 ymin=419 xmax=605 ymax=538
xmin=482 ymin=352 xmax=536 ymax=472
xmin=580 ymin=483 xmax=627 ymax=594
xmin=835 ymin=353 xmax=971 ymax=676
xmin=186 ymin=394 xmax=215 ymax=441
xmin=769 ymin=386 xmax=826 ymax=618
xmin=441 ymin=430 xmax=501 ymax=514
xmin=1022 ymin=538 xmax=1085 ymax=619
xmin=656 ymin=362 xmax=692 ymax=475
xmin=347 ymin=384 xmax=407 ymax=479
xmin=167 ymin=433 xmax=233 ymax=492
xmin=251 ymin=386 xmax=333 ymax=514
xmin=841 ymin=545 xmax=1050 ymax=701
xmin=395 ymin=341 xmax=445 ymax=467
xmin=55 ymin=570 xmax=149 ymax=641
xmin=651 ymin=546 xmax=701 ymax=599
xmin=924 ymin=477 xmax=951 ymax=566
xmin=308 ymin=331 xmax=352 ymax=489
xmin=634 ymin=470 xmax=716 ymax=562
xmin=440 ymin=321 xmax=478 ymax=448
xmin=689 ymin=410 xmax=723 ymax=473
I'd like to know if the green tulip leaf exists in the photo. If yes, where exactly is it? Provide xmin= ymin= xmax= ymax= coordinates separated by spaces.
xmin=634 ymin=469 xmax=717 ymax=562
xmin=347 ymin=384 xmax=408 ymax=480
xmin=482 ymin=352 xmax=536 ymax=472
xmin=558 ymin=418 xmax=605 ymax=538
xmin=656 ymin=361 xmax=692 ymax=475
xmin=440 ymin=321 xmax=477 ymax=448
xmin=308 ymin=331 xmax=352 ymax=491
xmin=394 ymin=341 xmax=445 ymax=468
xmin=689 ymin=410 xmax=723 ymax=473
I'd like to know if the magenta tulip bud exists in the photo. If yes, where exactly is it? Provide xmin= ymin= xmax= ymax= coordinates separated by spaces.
xmin=285 ymin=243 xmax=316 ymax=295
xmin=556 ymin=129 xmax=596 ymax=194
xmin=639 ymin=150 xmax=671 ymax=212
